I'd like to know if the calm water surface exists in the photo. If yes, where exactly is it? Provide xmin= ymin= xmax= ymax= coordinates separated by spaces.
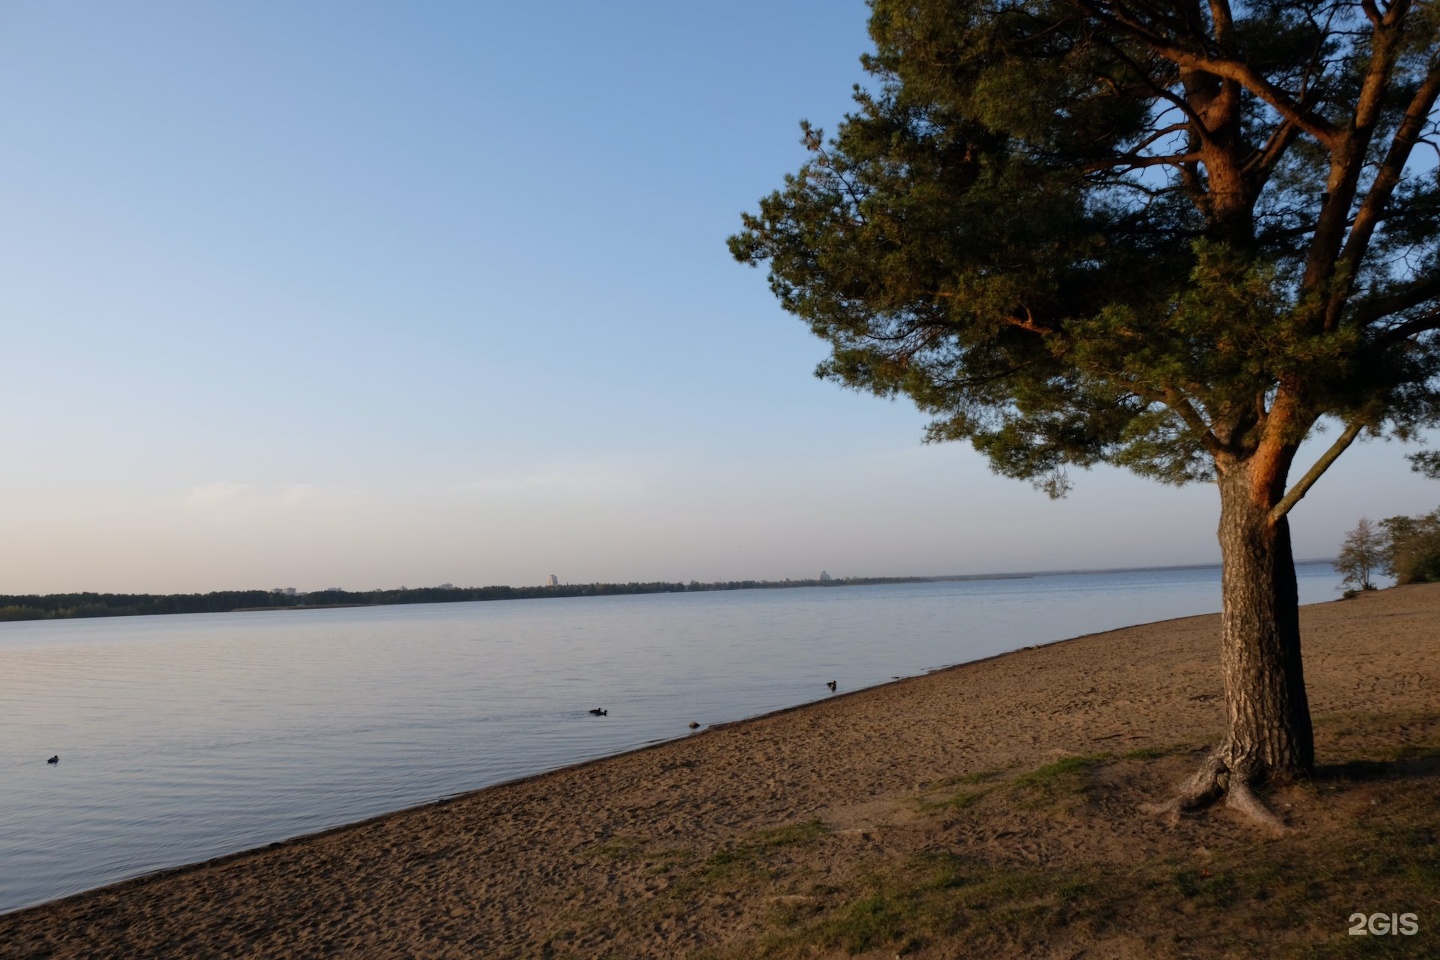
xmin=0 ymin=563 xmax=1341 ymax=913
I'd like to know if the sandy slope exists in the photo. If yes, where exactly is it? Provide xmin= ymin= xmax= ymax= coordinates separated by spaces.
xmin=3 ymin=583 xmax=1437 ymax=959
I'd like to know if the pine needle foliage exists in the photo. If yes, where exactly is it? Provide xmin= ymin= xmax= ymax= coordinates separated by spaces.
xmin=731 ymin=0 xmax=1440 ymax=497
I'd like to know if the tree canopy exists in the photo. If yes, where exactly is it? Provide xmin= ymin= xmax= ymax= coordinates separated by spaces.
xmin=1380 ymin=504 xmax=1440 ymax=580
xmin=732 ymin=0 xmax=1440 ymax=501
xmin=734 ymin=0 xmax=1440 ymax=820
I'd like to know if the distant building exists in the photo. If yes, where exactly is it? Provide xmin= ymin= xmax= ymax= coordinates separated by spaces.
xmin=547 ymin=574 xmax=559 ymax=587
xmin=819 ymin=571 xmax=832 ymax=582
xmin=438 ymin=583 xmax=455 ymax=590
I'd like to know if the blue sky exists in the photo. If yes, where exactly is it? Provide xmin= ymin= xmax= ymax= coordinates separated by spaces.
xmin=1 ymin=1 xmax=1435 ymax=594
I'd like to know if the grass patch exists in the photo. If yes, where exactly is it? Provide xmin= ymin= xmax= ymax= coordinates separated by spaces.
xmin=1011 ymin=753 xmax=1113 ymax=788
xmin=588 ymin=836 xmax=645 ymax=861
xmin=1009 ymin=752 xmax=1112 ymax=808
xmin=938 ymin=768 xmax=1004 ymax=786
xmin=764 ymin=895 xmax=825 ymax=929
xmin=752 ymin=819 xmax=829 ymax=847
xmin=701 ymin=819 xmax=829 ymax=880
xmin=946 ymin=789 xmax=986 ymax=811
xmin=642 ymin=847 xmax=695 ymax=875
xmin=916 ymin=768 xmax=1005 ymax=814
xmin=817 ymin=893 xmax=911 ymax=953
xmin=1388 ymin=743 xmax=1440 ymax=764
xmin=914 ymin=787 xmax=989 ymax=814
xmin=583 ymin=836 xmax=696 ymax=886
xmin=1171 ymin=865 xmax=1241 ymax=906
xmin=746 ymin=852 xmax=1101 ymax=958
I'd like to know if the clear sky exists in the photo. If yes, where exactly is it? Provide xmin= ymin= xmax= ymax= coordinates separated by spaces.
xmin=1 ymin=2 xmax=1435 ymax=595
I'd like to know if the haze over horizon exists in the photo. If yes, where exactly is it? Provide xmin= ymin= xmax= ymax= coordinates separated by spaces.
xmin=3 ymin=2 xmax=1437 ymax=596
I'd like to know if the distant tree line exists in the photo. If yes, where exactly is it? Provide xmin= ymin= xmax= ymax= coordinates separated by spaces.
xmin=0 ymin=590 xmax=286 ymax=622
xmin=1335 ymin=509 xmax=1440 ymax=592
xmin=1379 ymin=510 xmax=1440 ymax=586
xmin=0 ymin=576 xmax=925 ymax=623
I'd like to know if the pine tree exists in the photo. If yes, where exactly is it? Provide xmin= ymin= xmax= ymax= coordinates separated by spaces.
xmin=733 ymin=0 xmax=1440 ymax=825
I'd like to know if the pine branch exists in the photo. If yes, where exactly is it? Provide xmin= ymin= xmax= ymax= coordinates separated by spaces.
xmin=1330 ymin=58 xmax=1440 ymax=329
xmin=1270 ymin=420 xmax=1366 ymax=522
xmin=1074 ymin=0 xmax=1343 ymax=148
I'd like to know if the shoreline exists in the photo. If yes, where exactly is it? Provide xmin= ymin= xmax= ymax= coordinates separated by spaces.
xmin=0 ymin=603 xmax=1129 ymax=918
xmin=3 ymin=567 xmax=1348 ymax=919
xmin=2 ymin=597 xmax=1289 ymax=919
xmin=3 ymin=583 xmax=1435 ymax=958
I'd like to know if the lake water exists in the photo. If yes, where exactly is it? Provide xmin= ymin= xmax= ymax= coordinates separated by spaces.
xmin=0 ymin=563 xmax=1342 ymax=914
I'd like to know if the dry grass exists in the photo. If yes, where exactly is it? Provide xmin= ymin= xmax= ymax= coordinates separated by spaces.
xmin=608 ymin=716 xmax=1440 ymax=959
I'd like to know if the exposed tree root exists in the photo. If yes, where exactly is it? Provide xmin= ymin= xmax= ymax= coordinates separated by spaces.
xmin=1224 ymin=776 xmax=1289 ymax=834
xmin=1141 ymin=751 xmax=1290 ymax=834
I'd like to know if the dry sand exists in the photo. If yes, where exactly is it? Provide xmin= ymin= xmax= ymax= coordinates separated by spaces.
xmin=3 ymin=583 xmax=1438 ymax=959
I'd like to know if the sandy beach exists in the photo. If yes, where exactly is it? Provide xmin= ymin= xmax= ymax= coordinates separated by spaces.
xmin=3 ymin=583 xmax=1438 ymax=959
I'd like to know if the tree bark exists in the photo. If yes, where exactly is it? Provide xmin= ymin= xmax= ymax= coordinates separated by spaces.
xmin=1212 ymin=462 xmax=1314 ymax=786
xmin=1149 ymin=456 xmax=1315 ymax=828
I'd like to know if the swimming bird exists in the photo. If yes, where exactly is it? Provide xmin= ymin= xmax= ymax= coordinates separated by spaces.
xmin=589 ymin=708 xmax=608 ymax=716
xmin=47 ymin=755 xmax=58 ymax=764
xmin=688 ymin=721 xmax=700 ymax=729
xmin=827 ymin=680 xmax=837 ymax=691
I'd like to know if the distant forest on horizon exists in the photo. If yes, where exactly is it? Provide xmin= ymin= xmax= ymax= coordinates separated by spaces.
xmin=0 ymin=559 xmax=1349 ymax=624
xmin=0 ymin=576 xmax=928 ymax=623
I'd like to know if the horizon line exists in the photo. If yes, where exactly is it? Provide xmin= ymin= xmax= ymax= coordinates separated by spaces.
xmin=3 ymin=558 xmax=1339 ymax=600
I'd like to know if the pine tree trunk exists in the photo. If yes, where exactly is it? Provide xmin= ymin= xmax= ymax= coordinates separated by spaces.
xmin=1212 ymin=464 xmax=1314 ymax=786
xmin=1154 ymin=460 xmax=1315 ymax=827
